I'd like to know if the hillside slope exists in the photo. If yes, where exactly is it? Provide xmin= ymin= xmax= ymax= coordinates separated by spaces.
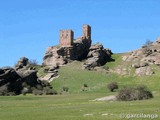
xmin=51 ymin=54 xmax=160 ymax=95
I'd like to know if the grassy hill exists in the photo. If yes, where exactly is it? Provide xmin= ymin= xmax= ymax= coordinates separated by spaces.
xmin=52 ymin=54 xmax=160 ymax=94
xmin=0 ymin=53 xmax=160 ymax=120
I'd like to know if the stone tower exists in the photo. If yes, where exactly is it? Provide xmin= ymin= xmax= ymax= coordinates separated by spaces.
xmin=60 ymin=30 xmax=74 ymax=47
xmin=83 ymin=25 xmax=91 ymax=40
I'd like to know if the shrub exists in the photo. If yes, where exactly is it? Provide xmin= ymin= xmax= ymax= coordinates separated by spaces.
xmin=117 ymin=85 xmax=153 ymax=101
xmin=0 ymin=84 xmax=9 ymax=96
xmin=103 ymin=66 xmax=109 ymax=71
xmin=107 ymin=82 xmax=118 ymax=92
xmin=145 ymin=39 xmax=153 ymax=47
xmin=29 ymin=59 xmax=38 ymax=66
xmin=32 ymin=89 xmax=43 ymax=95
xmin=62 ymin=86 xmax=69 ymax=92
xmin=0 ymin=84 xmax=17 ymax=96
xmin=21 ymin=88 xmax=29 ymax=95
xmin=43 ymin=87 xmax=57 ymax=95
xmin=81 ymin=84 xmax=89 ymax=91
xmin=83 ymin=84 xmax=88 ymax=88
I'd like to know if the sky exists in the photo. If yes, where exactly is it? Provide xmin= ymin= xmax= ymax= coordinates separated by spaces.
xmin=0 ymin=0 xmax=160 ymax=67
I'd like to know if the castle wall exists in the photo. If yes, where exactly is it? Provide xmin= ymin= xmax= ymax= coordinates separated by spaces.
xmin=60 ymin=30 xmax=74 ymax=47
xmin=83 ymin=25 xmax=91 ymax=40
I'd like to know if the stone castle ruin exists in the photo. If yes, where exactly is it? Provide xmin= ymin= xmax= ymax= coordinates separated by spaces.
xmin=43 ymin=24 xmax=112 ymax=69
xmin=59 ymin=30 xmax=74 ymax=47
xmin=59 ymin=25 xmax=91 ymax=47
xmin=43 ymin=25 xmax=92 ymax=66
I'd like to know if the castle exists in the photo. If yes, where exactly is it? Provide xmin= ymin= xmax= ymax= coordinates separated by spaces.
xmin=59 ymin=24 xmax=91 ymax=47
xmin=43 ymin=24 xmax=92 ymax=66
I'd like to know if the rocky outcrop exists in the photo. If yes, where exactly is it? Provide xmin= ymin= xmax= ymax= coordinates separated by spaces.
xmin=131 ymin=62 xmax=149 ymax=68
xmin=43 ymin=38 xmax=113 ymax=71
xmin=0 ymin=68 xmax=21 ymax=87
xmin=39 ymin=65 xmax=59 ymax=82
xmin=125 ymin=39 xmax=160 ymax=65
xmin=0 ymin=57 xmax=57 ymax=96
xmin=43 ymin=38 xmax=91 ymax=66
xmin=83 ymin=44 xmax=112 ymax=70
xmin=131 ymin=62 xmax=154 ymax=76
xmin=15 ymin=57 xmax=29 ymax=70
xmin=135 ymin=67 xmax=154 ymax=76
xmin=42 ymin=46 xmax=67 ymax=67
xmin=121 ymin=39 xmax=160 ymax=76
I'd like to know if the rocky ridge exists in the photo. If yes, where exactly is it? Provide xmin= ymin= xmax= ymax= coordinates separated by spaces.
xmin=115 ymin=39 xmax=160 ymax=76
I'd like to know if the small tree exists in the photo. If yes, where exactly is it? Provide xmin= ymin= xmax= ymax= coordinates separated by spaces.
xmin=107 ymin=82 xmax=118 ymax=92
xmin=142 ymin=39 xmax=153 ymax=56
xmin=29 ymin=59 xmax=38 ymax=66
xmin=145 ymin=39 xmax=153 ymax=47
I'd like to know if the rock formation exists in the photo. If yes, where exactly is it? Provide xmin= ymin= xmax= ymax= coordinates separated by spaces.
xmin=43 ymin=38 xmax=91 ymax=67
xmin=42 ymin=24 xmax=112 ymax=70
xmin=43 ymin=46 xmax=67 ymax=67
xmin=39 ymin=65 xmax=59 ymax=82
xmin=0 ymin=57 xmax=57 ymax=96
xmin=121 ymin=38 xmax=160 ymax=76
xmin=83 ymin=43 xmax=112 ymax=70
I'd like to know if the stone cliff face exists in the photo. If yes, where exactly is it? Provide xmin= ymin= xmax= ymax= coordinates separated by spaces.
xmin=43 ymin=38 xmax=92 ymax=66
xmin=42 ymin=46 xmax=67 ymax=66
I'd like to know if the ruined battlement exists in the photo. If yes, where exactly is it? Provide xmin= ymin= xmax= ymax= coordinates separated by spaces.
xmin=83 ymin=24 xmax=91 ymax=40
xmin=59 ymin=24 xmax=91 ymax=47
xmin=59 ymin=30 xmax=74 ymax=47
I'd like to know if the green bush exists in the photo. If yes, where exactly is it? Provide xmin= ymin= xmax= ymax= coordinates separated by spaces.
xmin=62 ymin=86 xmax=69 ymax=92
xmin=81 ymin=84 xmax=89 ymax=91
xmin=21 ymin=88 xmax=29 ymax=96
xmin=43 ymin=87 xmax=57 ymax=95
xmin=32 ymin=89 xmax=43 ymax=95
xmin=0 ymin=84 xmax=9 ymax=96
xmin=83 ymin=84 xmax=88 ymax=88
xmin=107 ymin=82 xmax=118 ymax=92
xmin=117 ymin=85 xmax=153 ymax=101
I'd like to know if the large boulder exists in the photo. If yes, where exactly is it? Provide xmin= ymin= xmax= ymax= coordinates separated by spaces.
xmin=83 ymin=43 xmax=112 ymax=70
xmin=39 ymin=65 xmax=59 ymax=82
xmin=15 ymin=57 xmax=29 ymax=70
xmin=0 ymin=68 xmax=21 ymax=86
xmin=135 ymin=66 xmax=154 ymax=76
xmin=0 ymin=68 xmax=23 ymax=95
xmin=16 ymin=69 xmax=38 ymax=86
xmin=43 ymin=46 xmax=67 ymax=66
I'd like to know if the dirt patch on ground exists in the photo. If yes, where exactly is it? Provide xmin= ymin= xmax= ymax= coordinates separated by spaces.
xmin=93 ymin=95 xmax=116 ymax=101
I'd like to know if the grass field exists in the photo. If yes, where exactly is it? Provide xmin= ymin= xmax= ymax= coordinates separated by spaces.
xmin=0 ymin=93 xmax=160 ymax=120
xmin=0 ymin=54 xmax=160 ymax=120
